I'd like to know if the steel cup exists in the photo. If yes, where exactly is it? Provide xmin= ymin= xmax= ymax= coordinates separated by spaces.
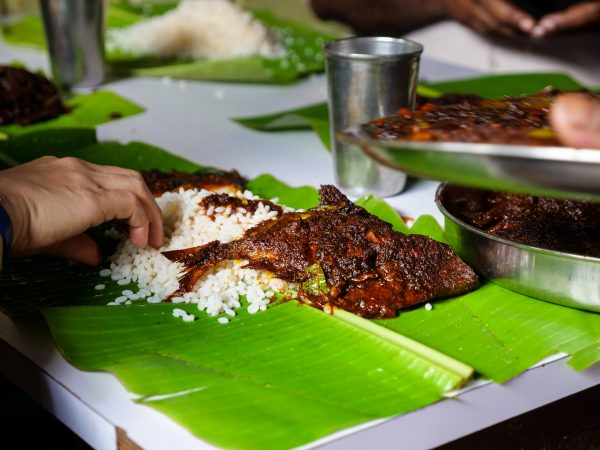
xmin=325 ymin=36 xmax=423 ymax=197
xmin=39 ymin=0 xmax=105 ymax=90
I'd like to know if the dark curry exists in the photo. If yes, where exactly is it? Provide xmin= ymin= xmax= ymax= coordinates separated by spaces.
xmin=442 ymin=185 xmax=600 ymax=257
xmin=0 ymin=65 xmax=68 ymax=126
xmin=369 ymin=91 xmax=600 ymax=146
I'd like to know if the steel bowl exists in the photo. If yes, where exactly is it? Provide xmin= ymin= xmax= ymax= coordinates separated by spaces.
xmin=435 ymin=183 xmax=600 ymax=312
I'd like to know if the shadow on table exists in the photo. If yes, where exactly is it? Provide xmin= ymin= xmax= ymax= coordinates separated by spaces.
xmin=442 ymin=383 xmax=600 ymax=449
xmin=0 ymin=373 xmax=91 ymax=450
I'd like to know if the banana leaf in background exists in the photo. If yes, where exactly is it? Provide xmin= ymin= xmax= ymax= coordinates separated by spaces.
xmin=2 ymin=132 xmax=600 ymax=448
xmin=0 ymin=90 xmax=144 ymax=139
xmin=235 ymin=102 xmax=332 ymax=149
xmin=0 ymin=2 xmax=338 ymax=83
xmin=233 ymin=72 xmax=590 ymax=150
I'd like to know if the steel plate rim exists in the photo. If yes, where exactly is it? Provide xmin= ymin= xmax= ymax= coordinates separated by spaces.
xmin=340 ymin=125 xmax=600 ymax=164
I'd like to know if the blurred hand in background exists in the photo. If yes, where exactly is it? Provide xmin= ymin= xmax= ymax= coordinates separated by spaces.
xmin=310 ymin=0 xmax=600 ymax=37
xmin=551 ymin=93 xmax=600 ymax=149
xmin=530 ymin=1 xmax=600 ymax=37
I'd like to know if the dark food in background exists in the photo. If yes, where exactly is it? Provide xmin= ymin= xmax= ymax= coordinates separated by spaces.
xmin=0 ymin=65 xmax=68 ymax=126
xmin=164 ymin=185 xmax=478 ymax=318
xmin=370 ymin=90 xmax=600 ymax=146
xmin=142 ymin=169 xmax=247 ymax=195
xmin=443 ymin=185 xmax=600 ymax=257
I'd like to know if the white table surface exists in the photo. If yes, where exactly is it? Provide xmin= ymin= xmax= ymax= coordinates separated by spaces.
xmin=2 ymin=40 xmax=599 ymax=450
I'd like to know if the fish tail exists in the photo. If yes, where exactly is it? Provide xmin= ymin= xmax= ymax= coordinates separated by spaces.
xmin=162 ymin=241 xmax=221 ymax=267
xmin=163 ymin=241 xmax=226 ymax=299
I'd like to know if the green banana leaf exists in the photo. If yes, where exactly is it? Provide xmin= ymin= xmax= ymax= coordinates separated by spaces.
xmin=234 ymin=102 xmax=331 ymax=148
xmin=233 ymin=72 xmax=591 ymax=150
xmin=0 ymin=90 xmax=144 ymax=139
xmin=3 ymin=133 xmax=600 ymax=448
xmin=427 ymin=72 xmax=585 ymax=99
xmin=246 ymin=173 xmax=320 ymax=210
xmin=0 ymin=3 xmax=337 ymax=83
xmin=0 ymin=6 xmax=142 ymax=50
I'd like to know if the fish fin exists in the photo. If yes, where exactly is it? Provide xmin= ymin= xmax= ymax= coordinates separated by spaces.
xmin=319 ymin=185 xmax=352 ymax=207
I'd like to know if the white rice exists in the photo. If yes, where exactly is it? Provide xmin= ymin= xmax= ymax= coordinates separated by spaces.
xmin=105 ymin=186 xmax=296 ymax=317
xmin=107 ymin=0 xmax=284 ymax=60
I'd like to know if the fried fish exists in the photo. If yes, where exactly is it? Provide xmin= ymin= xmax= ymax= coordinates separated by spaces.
xmin=164 ymin=185 xmax=478 ymax=318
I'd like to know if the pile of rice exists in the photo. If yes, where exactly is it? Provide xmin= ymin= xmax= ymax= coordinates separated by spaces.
xmin=101 ymin=186 xmax=297 ymax=319
xmin=107 ymin=0 xmax=284 ymax=60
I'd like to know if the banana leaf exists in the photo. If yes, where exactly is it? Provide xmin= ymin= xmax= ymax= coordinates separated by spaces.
xmin=0 ymin=90 xmax=144 ymax=139
xmin=0 ymin=6 xmax=142 ymax=50
xmin=233 ymin=72 xmax=590 ymax=150
xmin=0 ymin=3 xmax=337 ymax=84
xmin=234 ymin=102 xmax=332 ymax=149
xmin=3 ymin=135 xmax=600 ymax=448
xmin=245 ymin=173 xmax=320 ymax=210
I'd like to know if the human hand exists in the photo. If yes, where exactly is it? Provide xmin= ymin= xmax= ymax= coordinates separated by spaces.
xmin=550 ymin=93 xmax=600 ymax=149
xmin=531 ymin=1 xmax=600 ymax=38
xmin=444 ymin=0 xmax=536 ymax=36
xmin=0 ymin=156 xmax=164 ymax=265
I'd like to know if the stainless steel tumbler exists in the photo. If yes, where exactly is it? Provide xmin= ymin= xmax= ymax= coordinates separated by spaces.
xmin=40 ymin=0 xmax=105 ymax=90
xmin=325 ymin=37 xmax=423 ymax=197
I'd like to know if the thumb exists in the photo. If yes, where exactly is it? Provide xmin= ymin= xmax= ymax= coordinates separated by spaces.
xmin=44 ymin=234 xmax=102 ymax=266
xmin=550 ymin=94 xmax=600 ymax=149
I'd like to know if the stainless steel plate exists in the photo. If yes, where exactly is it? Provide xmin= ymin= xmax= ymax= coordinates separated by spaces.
xmin=341 ymin=125 xmax=600 ymax=201
xmin=436 ymin=183 xmax=600 ymax=312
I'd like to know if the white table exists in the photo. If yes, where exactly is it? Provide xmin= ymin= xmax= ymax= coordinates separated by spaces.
xmin=1 ymin=40 xmax=599 ymax=450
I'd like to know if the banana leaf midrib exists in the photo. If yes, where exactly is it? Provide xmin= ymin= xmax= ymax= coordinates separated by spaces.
xmin=47 ymin=300 xmax=470 ymax=398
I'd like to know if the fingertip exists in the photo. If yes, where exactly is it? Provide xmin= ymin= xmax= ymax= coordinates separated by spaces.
xmin=150 ymin=227 xmax=164 ymax=249
xmin=46 ymin=235 xmax=102 ymax=266
xmin=518 ymin=17 xmax=534 ymax=32
xmin=129 ymin=224 xmax=149 ymax=249
xmin=539 ymin=17 xmax=557 ymax=31
xmin=551 ymin=94 xmax=600 ymax=149
xmin=530 ymin=25 xmax=546 ymax=38
xmin=87 ymin=245 xmax=103 ymax=266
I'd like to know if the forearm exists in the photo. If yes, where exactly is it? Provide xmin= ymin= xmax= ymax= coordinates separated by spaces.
xmin=310 ymin=0 xmax=448 ymax=35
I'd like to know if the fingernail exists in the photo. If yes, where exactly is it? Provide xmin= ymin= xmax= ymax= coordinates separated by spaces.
xmin=531 ymin=26 xmax=546 ymax=38
xmin=540 ymin=18 xmax=556 ymax=31
xmin=519 ymin=18 xmax=534 ymax=32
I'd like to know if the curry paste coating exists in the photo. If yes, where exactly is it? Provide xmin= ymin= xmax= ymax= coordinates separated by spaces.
xmin=370 ymin=91 xmax=600 ymax=146
xmin=142 ymin=169 xmax=246 ymax=195
xmin=164 ymin=185 xmax=478 ymax=318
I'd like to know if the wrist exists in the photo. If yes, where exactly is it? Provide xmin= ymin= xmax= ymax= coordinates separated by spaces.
xmin=0 ymin=192 xmax=26 ymax=255
xmin=0 ymin=197 xmax=14 ymax=257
